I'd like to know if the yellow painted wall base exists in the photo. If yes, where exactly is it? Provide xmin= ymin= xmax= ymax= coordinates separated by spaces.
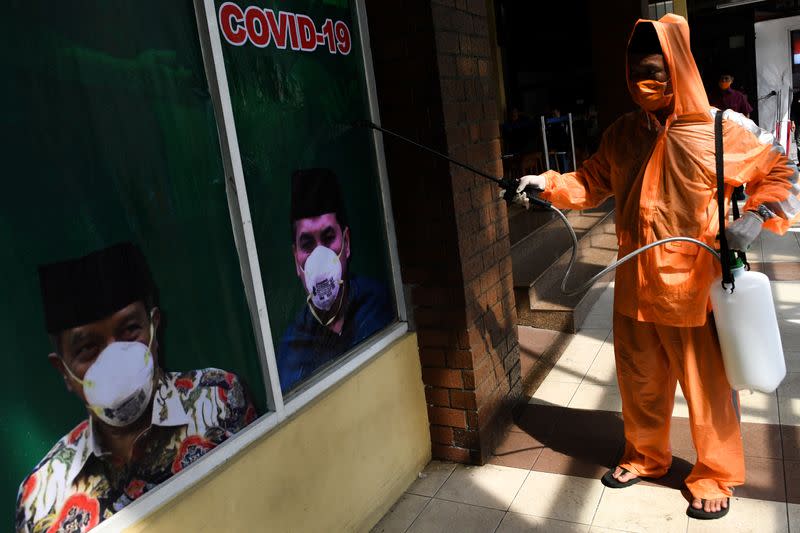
xmin=125 ymin=333 xmax=429 ymax=533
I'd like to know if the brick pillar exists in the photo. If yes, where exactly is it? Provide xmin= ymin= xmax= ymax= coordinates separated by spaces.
xmin=366 ymin=0 xmax=521 ymax=464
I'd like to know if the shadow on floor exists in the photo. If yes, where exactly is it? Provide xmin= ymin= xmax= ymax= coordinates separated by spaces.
xmin=510 ymin=401 xmax=694 ymax=497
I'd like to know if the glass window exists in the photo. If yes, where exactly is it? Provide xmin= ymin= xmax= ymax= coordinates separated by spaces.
xmin=2 ymin=2 xmax=265 ymax=531
xmin=213 ymin=0 xmax=399 ymax=396
xmin=648 ymin=1 xmax=675 ymax=19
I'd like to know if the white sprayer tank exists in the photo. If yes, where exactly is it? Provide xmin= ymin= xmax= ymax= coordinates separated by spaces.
xmin=710 ymin=265 xmax=786 ymax=393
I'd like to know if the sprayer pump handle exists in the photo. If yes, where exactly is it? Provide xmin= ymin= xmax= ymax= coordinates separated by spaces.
xmin=521 ymin=184 xmax=551 ymax=208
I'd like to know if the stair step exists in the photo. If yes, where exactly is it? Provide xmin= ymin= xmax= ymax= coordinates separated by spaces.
xmin=517 ymin=325 xmax=574 ymax=397
xmin=515 ymin=209 xmax=618 ymax=333
xmin=511 ymin=198 xmax=614 ymax=292
xmin=508 ymin=204 xmax=558 ymax=248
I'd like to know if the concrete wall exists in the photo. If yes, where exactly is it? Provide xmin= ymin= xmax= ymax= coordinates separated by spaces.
xmin=123 ymin=334 xmax=430 ymax=533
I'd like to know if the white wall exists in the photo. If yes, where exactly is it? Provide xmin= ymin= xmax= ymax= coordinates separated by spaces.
xmin=755 ymin=15 xmax=800 ymax=153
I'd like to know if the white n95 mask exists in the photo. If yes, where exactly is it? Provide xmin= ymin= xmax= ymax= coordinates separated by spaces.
xmin=301 ymin=245 xmax=344 ymax=312
xmin=63 ymin=318 xmax=156 ymax=427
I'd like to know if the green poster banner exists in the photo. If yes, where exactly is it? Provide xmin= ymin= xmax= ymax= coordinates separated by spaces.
xmin=215 ymin=0 xmax=398 ymax=393
xmin=2 ymin=2 xmax=265 ymax=531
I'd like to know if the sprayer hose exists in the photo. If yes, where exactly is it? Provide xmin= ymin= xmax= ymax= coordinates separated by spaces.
xmin=552 ymin=206 xmax=722 ymax=296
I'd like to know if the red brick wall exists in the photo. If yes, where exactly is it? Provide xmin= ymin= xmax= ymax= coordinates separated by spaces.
xmin=366 ymin=0 xmax=521 ymax=464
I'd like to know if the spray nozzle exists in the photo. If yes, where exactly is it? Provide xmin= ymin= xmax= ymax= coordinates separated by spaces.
xmin=505 ymin=178 xmax=551 ymax=209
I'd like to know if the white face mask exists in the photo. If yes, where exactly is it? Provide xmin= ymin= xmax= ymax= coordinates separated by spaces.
xmin=301 ymin=245 xmax=344 ymax=312
xmin=63 ymin=317 xmax=156 ymax=427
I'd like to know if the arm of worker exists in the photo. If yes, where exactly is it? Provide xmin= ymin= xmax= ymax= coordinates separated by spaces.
xmin=514 ymin=134 xmax=613 ymax=211
xmin=720 ymin=110 xmax=800 ymax=236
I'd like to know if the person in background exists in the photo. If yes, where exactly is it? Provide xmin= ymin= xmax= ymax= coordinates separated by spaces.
xmin=709 ymin=71 xmax=754 ymax=200
xmin=709 ymin=71 xmax=753 ymax=118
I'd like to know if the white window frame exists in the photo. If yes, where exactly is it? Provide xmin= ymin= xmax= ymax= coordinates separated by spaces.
xmin=91 ymin=0 xmax=407 ymax=530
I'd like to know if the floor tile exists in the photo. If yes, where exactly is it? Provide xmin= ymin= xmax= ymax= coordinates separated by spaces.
xmin=786 ymin=461 xmax=800 ymax=505
xmin=686 ymin=497 xmax=788 ymax=533
xmin=740 ymin=422 xmax=784 ymax=459
xmin=533 ymin=447 xmax=611 ymax=479
xmin=435 ymin=464 xmax=529 ymax=510
xmin=582 ymin=344 xmax=617 ymax=387
xmin=669 ymin=418 xmax=695 ymax=458
xmin=787 ymin=351 xmax=800 ymax=373
xmin=762 ymin=232 xmax=800 ymax=262
xmin=536 ymin=409 xmax=624 ymax=479
xmin=778 ymin=372 xmax=800 ymax=426
xmin=564 ymin=330 xmax=611 ymax=352
xmin=370 ymin=494 xmax=431 ymax=533
xmin=406 ymin=461 xmax=457 ymax=497
xmin=581 ymin=309 xmax=613 ymax=329
xmin=789 ymin=503 xmax=800 ymax=533
xmin=591 ymin=484 xmax=689 ymax=533
xmin=738 ymin=390 xmax=781 ymax=425
xmin=672 ymin=386 xmax=690 ymax=419
xmin=747 ymin=245 xmax=763 ymax=263
xmin=783 ymin=425 xmax=800 ymax=461
xmin=489 ymin=430 xmax=546 ymax=470
xmin=496 ymin=512 xmax=590 ymax=533
xmin=569 ymin=384 xmax=622 ymax=412
xmin=530 ymin=380 xmax=579 ymax=407
xmin=508 ymin=471 xmax=604 ymax=524
xmin=589 ymin=528 xmax=637 ymax=533
xmin=772 ymin=282 xmax=800 ymax=307
xmin=513 ymin=403 xmax=562 ymax=440
xmin=547 ymin=345 xmax=601 ymax=384
xmin=775 ymin=262 xmax=800 ymax=280
xmin=781 ymin=322 xmax=800 ymax=352
xmin=735 ymin=456 xmax=786 ymax=502
xmin=406 ymin=499 xmax=505 ymax=533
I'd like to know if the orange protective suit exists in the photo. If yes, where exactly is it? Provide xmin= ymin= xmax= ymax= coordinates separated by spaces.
xmin=539 ymin=15 xmax=800 ymax=499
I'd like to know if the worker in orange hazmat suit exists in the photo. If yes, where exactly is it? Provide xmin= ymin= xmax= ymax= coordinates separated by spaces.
xmin=515 ymin=15 xmax=800 ymax=520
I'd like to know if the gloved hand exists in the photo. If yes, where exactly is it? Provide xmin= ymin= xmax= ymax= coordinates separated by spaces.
xmin=507 ymin=174 xmax=547 ymax=209
xmin=725 ymin=210 xmax=764 ymax=251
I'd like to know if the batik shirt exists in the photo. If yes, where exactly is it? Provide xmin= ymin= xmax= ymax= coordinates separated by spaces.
xmin=15 ymin=368 xmax=257 ymax=533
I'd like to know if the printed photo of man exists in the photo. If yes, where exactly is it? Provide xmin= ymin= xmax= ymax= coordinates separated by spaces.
xmin=277 ymin=168 xmax=395 ymax=392
xmin=16 ymin=242 xmax=257 ymax=533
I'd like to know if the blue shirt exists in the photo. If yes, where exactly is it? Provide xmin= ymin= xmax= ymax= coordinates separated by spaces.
xmin=277 ymin=275 xmax=394 ymax=392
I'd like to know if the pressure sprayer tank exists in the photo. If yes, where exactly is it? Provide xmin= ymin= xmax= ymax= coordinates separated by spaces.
xmin=710 ymin=261 xmax=786 ymax=393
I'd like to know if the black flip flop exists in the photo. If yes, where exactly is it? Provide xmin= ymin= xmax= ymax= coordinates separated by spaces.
xmin=601 ymin=467 xmax=642 ymax=488
xmin=686 ymin=498 xmax=730 ymax=520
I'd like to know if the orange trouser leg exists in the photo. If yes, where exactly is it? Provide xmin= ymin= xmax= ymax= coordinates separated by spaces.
xmin=660 ymin=315 xmax=745 ymax=499
xmin=613 ymin=312 xmax=745 ymax=499
xmin=614 ymin=312 xmax=677 ymax=478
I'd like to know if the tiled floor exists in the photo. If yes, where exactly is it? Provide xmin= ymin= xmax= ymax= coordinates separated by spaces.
xmin=372 ymin=230 xmax=800 ymax=533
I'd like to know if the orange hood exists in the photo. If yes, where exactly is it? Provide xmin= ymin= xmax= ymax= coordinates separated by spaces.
xmin=626 ymin=14 xmax=710 ymax=120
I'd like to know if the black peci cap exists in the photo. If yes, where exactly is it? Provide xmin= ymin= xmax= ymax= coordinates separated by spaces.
xmin=290 ymin=168 xmax=348 ymax=228
xmin=38 ymin=242 xmax=155 ymax=334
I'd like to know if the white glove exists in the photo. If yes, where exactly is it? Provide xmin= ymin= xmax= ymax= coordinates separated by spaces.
xmin=725 ymin=210 xmax=764 ymax=251
xmin=509 ymin=175 xmax=547 ymax=209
